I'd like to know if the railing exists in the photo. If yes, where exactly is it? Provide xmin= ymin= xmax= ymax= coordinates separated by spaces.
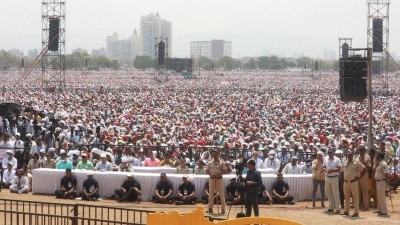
xmin=0 ymin=198 xmax=155 ymax=225
xmin=0 ymin=198 xmax=225 ymax=225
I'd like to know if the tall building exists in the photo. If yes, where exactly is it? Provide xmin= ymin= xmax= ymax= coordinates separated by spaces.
xmin=190 ymin=40 xmax=232 ymax=59
xmin=140 ymin=13 xmax=172 ymax=58
xmin=323 ymin=49 xmax=336 ymax=60
xmin=91 ymin=48 xmax=106 ymax=57
xmin=106 ymin=30 xmax=141 ymax=66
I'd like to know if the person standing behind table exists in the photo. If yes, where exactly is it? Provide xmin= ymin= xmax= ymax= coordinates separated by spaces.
xmin=55 ymin=168 xmax=77 ymax=199
xmin=354 ymin=145 xmax=372 ymax=210
xmin=80 ymin=173 xmax=99 ymax=201
xmin=244 ymin=159 xmax=262 ymax=217
xmin=323 ymin=148 xmax=342 ymax=214
xmin=340 ymin=150 xmax=367 ymax=218
xmin=263 ymin=150 xmax=281 ymax=172
xmin=312 ymin=151 xmax=326 ymax=208
xmin=95 ymin=153 xmax=113 ymax=171
xmin=205 ymin=149 xmax=231 ymax=214
xmin=76 ymin=153 xmax=94 ymax=170
xmin=374 ymin=152 xmax=390 ymax=216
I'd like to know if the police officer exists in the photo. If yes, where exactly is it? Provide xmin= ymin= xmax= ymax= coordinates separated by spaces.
xmin=354 ymin=145 xmax=372 ymax=210
xmin=341 ymin=150 xmax=367 ymax=217
xmin=374 ymin=152 xmax=390 ymax=216
xmin=205 ymin=149 xmax=231 ymax=214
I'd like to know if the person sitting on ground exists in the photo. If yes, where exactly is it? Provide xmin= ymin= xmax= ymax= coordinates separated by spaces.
xmin=80 ymin=173 xmax=99 ymax=201
xmin=2 ymin=162 xmax=16 ymax=188
xmin=226 ymin=177 xmax=244 ymax=205
xmin=194 ymin=160 xmax=206 ymax=174
xmin=175 ymin=176 xmax=197 ymax=205
xmin=55 ymin=168 xmax=77 ymax=199
xmin=152 ymin=173 xmax=174 ymax=204
xmin=176 ymin=159 xmax=190 ymax=174
xmin=114 ymin=174 xmax=141 ymax=203
xmin=95 ymin=153 xmax=113 ymax=172
xmin=201 ymin=180 xmax=220 ymax=204
xmin=10 ymin=169 xmax=30 ymax=194
xmin=76 ymin=153 xmax=94 ymax=170
xmin=118 ymin=157 xmax=134 ymax=172
xmin=282 ymin=156 xmax=302 ymax=174
xmin=258 ymin=183 xmax=273 ymax=205
xmin=56 ymin=150 xmax=73 ymax=170
xmin=271 ymin=173 xmax=294 ymax=204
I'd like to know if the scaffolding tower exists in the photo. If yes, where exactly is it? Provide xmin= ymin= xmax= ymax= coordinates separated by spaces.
xmin=41 ymin=0 xmax=66 ymax=89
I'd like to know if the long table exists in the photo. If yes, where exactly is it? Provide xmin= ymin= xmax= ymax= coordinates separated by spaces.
xmin=132 ymin=166 xmax=276 ymax=175
xmin=32 ymin=168 xmax=319 ymax=201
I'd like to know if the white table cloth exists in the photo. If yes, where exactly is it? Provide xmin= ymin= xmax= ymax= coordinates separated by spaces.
xmin=131 ymin=167 xmax=276 ymax=175
xmin=32 ymin=168 xmax=319 ymax=201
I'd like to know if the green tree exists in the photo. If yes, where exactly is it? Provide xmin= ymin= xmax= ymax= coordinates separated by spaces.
xmin=243 ymin=58 xmax=257 ymax=69
xmin=134 ymin=56 xmax=155 ymax=69
xmin=217 ymin=56 xmax=235 ymax=70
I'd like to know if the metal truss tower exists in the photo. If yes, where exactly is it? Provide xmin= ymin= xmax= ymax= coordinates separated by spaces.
xmin=41 ymin=0 xmax=66 ymax=89
xmin=367 ymin=0 xmax=389 ymax=92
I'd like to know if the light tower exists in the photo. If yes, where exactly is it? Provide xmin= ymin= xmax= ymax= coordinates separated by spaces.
xmin=41 ymin=0 xmax=66 ymax=89
xmin=367 ymin=0 xmax=389 ymax=92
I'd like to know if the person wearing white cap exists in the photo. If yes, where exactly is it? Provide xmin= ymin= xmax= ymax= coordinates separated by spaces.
xmin=312 ymin=151 xmax=326 ymax=208
xmin=56 ymin=150 xmax=73 ymax=170
xmin=94 ymin=153 xmax=112 ymax=172
xmin=118 ymin=157 xmax=133 ymax=172
xmin=282 ymin=156 xmax=302 ymax=175
xmin=12 ymin=132 xmax=24 ymax=154
xmin=2 ymin=162 xmax=16 ymax=188
xmin=263 ymin=150 xmax=281 ymax=172
xmin=2 ymin=150 xmax=18 ymax=170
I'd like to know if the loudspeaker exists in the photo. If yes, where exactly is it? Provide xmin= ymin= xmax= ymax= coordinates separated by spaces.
xmin=339 ymin=59 xmax=368 ymax=78
xmin=48 ymin=18 xmax=60 ymax=51
xmin=340 ymin=77 xmax=367 ymax=102
xmin=158 ymin=41 xmax=165 ymax=66
xmin=373 ymin=18 xmax=383 ymax=53
xmin=342 ymin=43 xmax=349 ymax=58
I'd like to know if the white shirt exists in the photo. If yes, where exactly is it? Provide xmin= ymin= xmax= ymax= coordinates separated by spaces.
xmin=11 ymin=175 xmax=29 ymax=188
xmin=253 ymin=157 xmax=265 ymax=169
xmin=2 ymin=168 xmax=15 ymax=184
xmin=2 ymin=156 xmax=18 ymax=170
xmin=282 ymin=163 xmax=303 ymax=174
xmin=13 ymin=140 xmax=25 ymax=154
xmin=264 ymin=157 xmax=281 ymax=171
xmin=323 ymin=156 xmax=342 ymax=176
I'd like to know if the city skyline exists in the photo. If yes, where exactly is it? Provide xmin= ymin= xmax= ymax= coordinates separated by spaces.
xmin=0 ymin=0 xmax=399 ymax=59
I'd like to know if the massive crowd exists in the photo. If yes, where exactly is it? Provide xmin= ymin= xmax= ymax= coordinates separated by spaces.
xmin=0 ymin=69 xmax=400 ymax=216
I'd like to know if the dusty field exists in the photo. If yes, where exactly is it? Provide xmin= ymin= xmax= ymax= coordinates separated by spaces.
xmin=0 ymin=189 xmax=399 ymax=225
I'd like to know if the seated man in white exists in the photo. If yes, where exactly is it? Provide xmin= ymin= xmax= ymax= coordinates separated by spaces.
xmin=263 ymin=150 xmax=281 ymax=172
xmin=2 ymin=162 xmax=16 ymax=188
xmin=282 ymin=156 xmax=303 ymax=175
xmin=10 ymin=169 xmax=30 ymax=194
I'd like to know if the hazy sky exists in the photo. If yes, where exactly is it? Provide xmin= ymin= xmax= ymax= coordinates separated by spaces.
xmin=0 ymin=0 xmax=399 ymax=58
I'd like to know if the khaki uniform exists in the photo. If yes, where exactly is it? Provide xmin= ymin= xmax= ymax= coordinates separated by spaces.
xmin=205 ymin=159 xmax=231 ymax=211
xmin=341 ymin=160 xmax=365 ymax=214
xmin=354 ymin=154 xmax=371 ymax=207
xmin=375 ymin=161 xmax=389 ymax=214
